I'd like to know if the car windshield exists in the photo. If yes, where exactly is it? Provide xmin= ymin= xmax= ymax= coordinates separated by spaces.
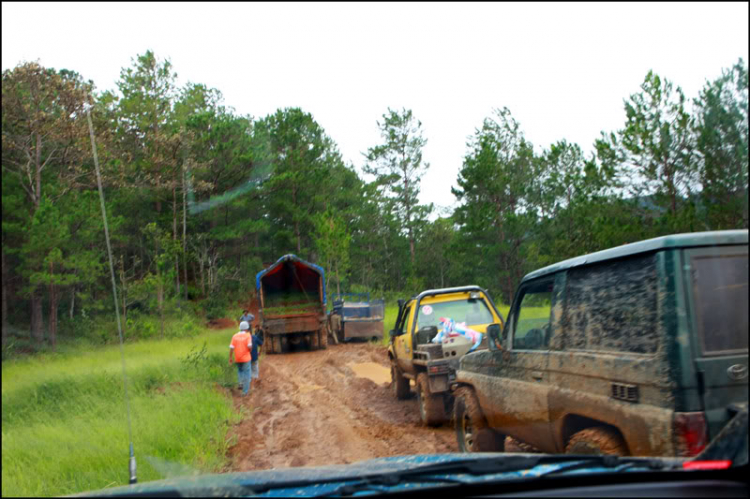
xmin=416 ymin=298 xmax=495 ymax=330
xmin=1 ymin=2 xmax=748 ymax=497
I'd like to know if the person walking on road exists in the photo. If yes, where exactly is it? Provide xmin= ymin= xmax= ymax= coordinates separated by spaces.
xmin=250 ymin=327 xmax=264 ymax=389
xmin=229 ymin=321 xmax=253 ymax=397
xmin=238 ymin=309 xmax=254 ymax=326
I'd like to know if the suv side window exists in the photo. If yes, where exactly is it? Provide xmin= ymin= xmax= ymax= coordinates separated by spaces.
xmin=512 ymin=279 xmax=554 ymax=350
xmin=561 ymin=253 xmax=658 ymax=354
xmin=397 ymin=304 xmax=412 ymax=334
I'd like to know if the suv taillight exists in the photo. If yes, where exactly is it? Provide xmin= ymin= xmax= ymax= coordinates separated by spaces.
xmin=673 ymin=412 xmax=708 ymax=457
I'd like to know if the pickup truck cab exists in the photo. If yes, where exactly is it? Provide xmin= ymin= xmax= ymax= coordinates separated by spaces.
xmin=453 ymin=230 xmax=748 ymax=457
xmin=388 ymin=285 xmax=504 ymax=426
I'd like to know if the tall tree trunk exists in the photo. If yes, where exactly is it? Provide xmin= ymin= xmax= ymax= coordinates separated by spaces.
xmin=408 ymin=229 xmax=415 ymax=266
xmin=173 ymin=184 xmax=180 ymax=297
xmin=31 ymin=291 xmax=43 ymax=342
xmin=292 ymin=186 xmax=301 ymax=253
xmin=156 ymin=238 xmax=164 ymax=338
xmin=158 ymin=281 xmax=164 ymax=339
xmin=69 ymin=285 xmax=75 ymax=320
xmin=199 ymin=253 xmax=206 ymax=296
xmin=191 ymin=260 xmax=198 ymax=298
xmin=35 ymin=133 xmax=42 ymax=207
xmin=182 ymin=167 xmax=189 ymax=301
xmin=156 ymin=179 xmax=162 ymax=215
xmin=48 ymin=269 xmax=58 ymax=351
xmin=138 ymin=235 xmax=144 ymax=280
xmin=118 ymin=257 xmax=126 ymax=335
xmin=403 ymin=159 xmax=416 ymax=267
xmin=1 ymin=249 xmax=8 ymax=342
xmin=122 ymin=288 xmax=127 ymax=336
xmin=381 ymin=231 xmax=389 ymax=285
xmin=336 ymin=260 xmax=341 ymax=295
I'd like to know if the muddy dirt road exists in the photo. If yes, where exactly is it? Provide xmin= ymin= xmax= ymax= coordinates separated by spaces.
xmin=226 ymin=342 xmax=456 ymax=471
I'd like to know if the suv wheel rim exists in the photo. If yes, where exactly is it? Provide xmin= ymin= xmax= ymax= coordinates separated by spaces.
xmin=462 ymin=412 xmax=474 ymax=450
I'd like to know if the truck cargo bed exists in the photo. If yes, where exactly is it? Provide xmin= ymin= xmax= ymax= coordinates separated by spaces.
xmin=263 ymin=313 xmax=323 ymax=334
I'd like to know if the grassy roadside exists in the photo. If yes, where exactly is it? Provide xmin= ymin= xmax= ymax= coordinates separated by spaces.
xmin=1 ymin=325 xmax=242 ymax=497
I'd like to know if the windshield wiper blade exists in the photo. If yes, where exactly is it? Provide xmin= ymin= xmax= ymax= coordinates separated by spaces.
xmin=535 ymin=455 xmax=672 ymax=477
xmin=245 ymin=454 xmax=673 ymax=496
xmin=309 ymin=474 xmax=466 ymax=498
xmin=241 ymin=456 xmax=540 ymax=494
xmin=304 ymin=455 xmax=672 ymax=497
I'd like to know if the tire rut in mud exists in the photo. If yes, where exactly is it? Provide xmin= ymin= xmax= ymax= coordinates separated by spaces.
xmin=226 ymin=343 xmax=455 ymax=471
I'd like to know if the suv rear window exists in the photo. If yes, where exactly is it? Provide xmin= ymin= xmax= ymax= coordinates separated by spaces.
xmin=691 ymin=251 xmax=749 ymax=355
xmin=416 ymin=298 xmax=494 ymax=330
xmin=561 ymin=253 xmax=659 ymax=354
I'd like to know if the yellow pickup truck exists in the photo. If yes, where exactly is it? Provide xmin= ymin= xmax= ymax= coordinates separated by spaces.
xmin=388 ymin=286 xmax=505 ymax=426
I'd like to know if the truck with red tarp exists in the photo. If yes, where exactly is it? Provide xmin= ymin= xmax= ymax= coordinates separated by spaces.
xmin=255 ymin=254 xmax=328 ymax=354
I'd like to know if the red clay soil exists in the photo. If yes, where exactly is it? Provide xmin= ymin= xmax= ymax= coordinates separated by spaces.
xmin=224 ymin=342 xmax=457 ymax=472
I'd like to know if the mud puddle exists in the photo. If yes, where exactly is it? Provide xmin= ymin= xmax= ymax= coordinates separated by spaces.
xmin=347 ymin=361 xmax=391 ymax=385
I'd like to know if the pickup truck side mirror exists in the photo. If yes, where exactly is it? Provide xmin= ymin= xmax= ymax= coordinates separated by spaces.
xmin=487 ymin=323 xmax=503 ymax=350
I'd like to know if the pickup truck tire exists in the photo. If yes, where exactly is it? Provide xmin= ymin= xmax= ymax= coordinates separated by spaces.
xmin=391 ymin=363 xmax=410 ymax=400
xmin=417 ymin=373 xmax=445 ymax=427
xmin=565 ymin=426 xmax=628 ymax=456
xmin=454 ymin=387 xmax=504 ymax=453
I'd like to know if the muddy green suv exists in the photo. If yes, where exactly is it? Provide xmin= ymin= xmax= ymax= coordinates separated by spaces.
xmin=453 ymin=230 xmax=748 ymax=457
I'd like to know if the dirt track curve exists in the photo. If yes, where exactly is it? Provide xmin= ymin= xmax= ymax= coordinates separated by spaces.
xmin=225 ymin=342 xmax=457 ymax=471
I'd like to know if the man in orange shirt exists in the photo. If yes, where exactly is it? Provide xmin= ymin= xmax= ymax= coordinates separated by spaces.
xmin=229 ymin=321 xmax=253 ymax=396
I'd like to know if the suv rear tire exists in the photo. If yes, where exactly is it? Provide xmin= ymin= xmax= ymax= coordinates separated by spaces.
xmin=454 ymin=387 xmax=504 ymax=452
xmin=565 ymin=426 xmax=628 ymax=456
xmin=391 ymin=363 xmax=409 ymax=400
xmin=416 ymin=373 xmax=445 ymax=426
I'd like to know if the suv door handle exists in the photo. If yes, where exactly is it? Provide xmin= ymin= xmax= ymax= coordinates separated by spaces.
xmin=531 ymin=371 xmax=543 ymax=381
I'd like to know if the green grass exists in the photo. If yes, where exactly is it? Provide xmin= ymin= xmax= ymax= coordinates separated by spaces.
xmin=1 ymin=324 xmax=243 ymax=497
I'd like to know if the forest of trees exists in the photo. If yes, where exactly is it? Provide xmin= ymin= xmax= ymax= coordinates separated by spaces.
xmin=2 ymin=51 xmax=747 ymax=350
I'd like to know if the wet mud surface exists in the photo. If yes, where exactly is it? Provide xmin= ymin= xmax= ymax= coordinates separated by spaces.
xmin=225 ymin=343 xmax=456 ymax=471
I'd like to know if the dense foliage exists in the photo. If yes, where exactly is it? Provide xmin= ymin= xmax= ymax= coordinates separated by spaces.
xmin=2 ymin=52 xmax=747 ymax=350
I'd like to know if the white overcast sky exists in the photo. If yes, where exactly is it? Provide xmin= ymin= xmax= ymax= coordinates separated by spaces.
xmin=2 ymin=2 xmax=748 ymax=212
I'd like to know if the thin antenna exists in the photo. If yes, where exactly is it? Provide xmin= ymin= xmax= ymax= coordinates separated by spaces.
xmin=84 ymin=92 xmax=137 ymax=485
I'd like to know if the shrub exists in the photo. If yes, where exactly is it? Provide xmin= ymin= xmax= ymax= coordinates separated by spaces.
xmin=201 ymin=295 xmax=228 ymax=321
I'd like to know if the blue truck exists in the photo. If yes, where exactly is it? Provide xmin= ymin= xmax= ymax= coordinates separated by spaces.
xmin=328 ymin=292 xmax=385 ymax=342
xmin=256 ymin=254 xmax=328 ymax=354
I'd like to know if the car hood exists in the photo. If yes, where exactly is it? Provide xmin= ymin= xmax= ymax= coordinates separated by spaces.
xmin=71 ymin=453 xmax=685 ymax=497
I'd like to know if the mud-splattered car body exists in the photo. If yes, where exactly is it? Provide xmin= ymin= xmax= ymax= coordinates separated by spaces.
xmin=454 ymin=230 xmax=748 ymax=457
xmin=388 ymin=286 xmax=505 ymax=426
